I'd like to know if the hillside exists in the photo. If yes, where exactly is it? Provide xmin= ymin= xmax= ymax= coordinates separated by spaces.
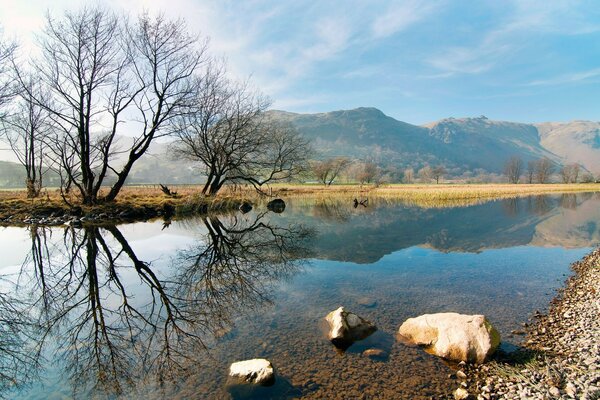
xmin=2 ymin=108 xmax=600 ymax=188
xmin=536 ymin=121 xmax=600 ymax=172
xmin=267 ymin=108 xmax=564 ymax=173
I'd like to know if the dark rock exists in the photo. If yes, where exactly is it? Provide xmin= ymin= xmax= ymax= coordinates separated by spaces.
xmin=239 ymin=202 xmax=253 ymax=214
xmin=267 ymin=199 xmax=286 ymax=213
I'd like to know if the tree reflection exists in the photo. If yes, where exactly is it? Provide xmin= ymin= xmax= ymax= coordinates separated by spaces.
xmin=14 ymin=214 xmax=313 ymax=397
xmin=0 ymin=283 xmax=41 ymax=397
xmin=173 ymin=213 xmax=314 ymax=337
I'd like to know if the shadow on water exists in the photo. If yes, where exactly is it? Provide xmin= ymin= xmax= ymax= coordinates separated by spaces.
xmin=3 ymin=214 xmax=314 ymax=399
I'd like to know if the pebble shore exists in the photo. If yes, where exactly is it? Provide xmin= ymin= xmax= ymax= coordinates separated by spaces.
xmin=458 ymin=248 xmax=600 ymax=400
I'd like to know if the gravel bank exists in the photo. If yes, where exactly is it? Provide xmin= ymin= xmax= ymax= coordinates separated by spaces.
xmin=457 ymin=248 xmax=600 ymax=399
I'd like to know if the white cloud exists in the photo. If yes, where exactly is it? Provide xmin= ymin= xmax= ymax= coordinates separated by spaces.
xmin=371 ymin=0 xmax=437 ymax=39
xmin=428 ymin=0 xmax=600 ymax=75
xmin=526 ymin=68 xmax=600 ymax=87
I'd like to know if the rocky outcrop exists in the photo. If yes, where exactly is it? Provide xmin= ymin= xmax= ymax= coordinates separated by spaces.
xmin=325 ymin=306 xmax=377 ymax=349
xmin=228 ymin=358 xmax=275 ymax=386
xmin=398 ymin=312 xmax=500 ymax=363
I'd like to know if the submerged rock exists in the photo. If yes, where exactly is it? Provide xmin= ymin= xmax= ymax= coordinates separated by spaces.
xmin=266 ymin=199 xmax=286 ymax=213
xmin=325 ymin=306 xmax=377 ymax=350
xmin=362 ymin=348 xmax=387 ymax=360
xmin=398 ymin=312 xmax=500 ymax=363
xmin=228 ymin=358 xmax=275 ymax=386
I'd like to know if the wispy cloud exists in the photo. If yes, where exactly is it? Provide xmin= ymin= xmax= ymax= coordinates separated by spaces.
xmin=371 ymin=0 xmax=438 ymax=39
xmin=427 ymin=0 xmax=600 ymax=75
xmin=526 ymin=68 xmax=600 ymax=86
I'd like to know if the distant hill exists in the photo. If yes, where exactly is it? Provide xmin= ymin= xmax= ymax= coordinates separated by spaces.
xmin=267 ymin=108 xmax=565 ymax=173
xmin=2 ymin=107 xmax=600 ymax=188
xmin=536 ymin=121 xmax=600 ymax=172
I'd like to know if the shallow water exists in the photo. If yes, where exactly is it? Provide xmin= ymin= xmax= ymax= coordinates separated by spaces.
xmin=1 ymin=193 xmax=599 ymax=399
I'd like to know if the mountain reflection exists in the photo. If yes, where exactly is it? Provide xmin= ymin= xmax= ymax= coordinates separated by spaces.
xmin=280 ymin=193 xmax=600 ymax=263
xmin=7 ymin=214 xmax=313 ymax=398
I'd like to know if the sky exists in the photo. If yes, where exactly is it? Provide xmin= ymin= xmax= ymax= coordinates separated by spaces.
xmin=1 ymin=0 xmax=600 ymax=124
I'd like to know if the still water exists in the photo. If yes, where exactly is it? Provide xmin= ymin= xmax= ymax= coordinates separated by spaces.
xmin=1 ymin=193 xmax=599 ymax=399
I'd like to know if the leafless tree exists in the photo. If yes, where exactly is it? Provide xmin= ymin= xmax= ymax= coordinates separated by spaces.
xmin=15 ymin=8 xmax=206 ymax=204
xmin=526 ymin=160 xmax=536 ymax=184
xmin=173 ymin=72 xmax=310 ymax=196
xmin=560 ymin=163 xmax=580 ymax=183
xmin=0 ymin=27 xmax=17 ymax=120
xmin=431 ymin=165 xmax=447 ymax=184
xmin=534 ymin=157 xmax=554 ymax=183
xmin=3 ymin=76 xmax=50 ymax=197
xmin=418 ymin=165 xmax=432 ymax=183
xmin=349 ymin=160 xmax=379 ymax=184
xmin=581 ymin=172 xmax=595 ymax=183
xmin=311 ymin=157 xmax=351 ymax=186
xmin=504 ymin=156 xmax=523 ymax=184
xmin=403 ymin=167 xmax=414 ymax=184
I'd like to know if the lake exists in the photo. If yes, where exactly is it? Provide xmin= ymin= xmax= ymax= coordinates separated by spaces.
xmin=1 ymin=193 xmax=599 ymax=399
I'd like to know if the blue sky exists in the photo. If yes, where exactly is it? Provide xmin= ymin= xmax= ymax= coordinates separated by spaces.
xmin=2 ymin=0 xmax=600 ymax=124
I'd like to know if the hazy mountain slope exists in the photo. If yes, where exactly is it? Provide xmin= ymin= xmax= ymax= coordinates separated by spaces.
xmin=267 ymin=108 xmax=438 ymax=166
xmin=268 ymin=108 xmax=560 ymax=172
xmin=425 ymin=116 xmax=560 ymax=171
xmin=536 ymin=121 xmax=600 ymax=173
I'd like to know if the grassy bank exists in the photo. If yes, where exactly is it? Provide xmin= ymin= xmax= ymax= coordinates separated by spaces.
xmin=1 ymin=183 xmax=599 ymax=223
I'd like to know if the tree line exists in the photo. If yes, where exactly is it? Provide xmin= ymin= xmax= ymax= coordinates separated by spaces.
xmin=504 ymin=156 xmax=595 ymax=184
xmin=0 ymin=7 xmax=310 ymax=203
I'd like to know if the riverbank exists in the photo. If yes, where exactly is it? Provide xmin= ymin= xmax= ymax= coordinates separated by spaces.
xmin=1 ymin=183 xmax=599 ymax=225
xmin=458 ymin=248 xmax=600 ymax=399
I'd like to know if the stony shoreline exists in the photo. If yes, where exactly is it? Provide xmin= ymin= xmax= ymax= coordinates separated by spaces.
xmin=457 ymin=248 xmax=600 ymax=399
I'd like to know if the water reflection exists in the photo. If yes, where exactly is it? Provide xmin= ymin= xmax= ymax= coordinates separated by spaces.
xmin=2 ymin=193 xmax=600 ymax=399
xmin=7 ymin=214 xmax=313 ymax=398
xmin=174 ymin=214 xmax=314 ymax=338
xmin=282 ymin=194 xmax=600 ymax=262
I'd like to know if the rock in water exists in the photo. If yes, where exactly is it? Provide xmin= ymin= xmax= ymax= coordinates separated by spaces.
xmin=239 ymin=202 xmax=253 ymax=213
xmin=267 ymin=199 xmax=286 ymax=213
xmin=325 ymin=306 xmax=377 ymax=349
xmin=398 ymin=312 xmax=500 ymax=363
xmin=228 ymin=358 xmax=275 ymax=386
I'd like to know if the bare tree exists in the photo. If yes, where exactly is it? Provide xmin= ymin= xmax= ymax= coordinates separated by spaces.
xmin=15 ymin=8 xmax=206 ymax=204
xmin=0 ymin=27 xmax=17 ymax=120
xmin=431 ymin=165 xmax=447 ymax=184
xmin=311 ymin=157 xmax=351 ymax=186
xmin=403 ymin=167 xmax=414 ymax=184
xmin=581 ymin=172 xmax=595 ymax=183
xmin=535 ymin=157 xmax=554 ymax=183
xmin=560 ymin=163 xmax=580 ymax=183
xmin=174 ymin=73 xmax=310 ymax=196
xmin=418 ymin=165 xmax=432 ymax=183
xmin=3 ymin=76 xmax=49 ymax=197
xmin=526 ymin=160 xmax=536 ymax=184
xmin=504 ymin=156 xmax=523 ymax=184
xmin=349 ymin=160 xmax=379 ymax=184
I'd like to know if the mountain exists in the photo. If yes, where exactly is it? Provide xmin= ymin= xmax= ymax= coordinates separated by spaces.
xmin=536 ymin=121 xmax=600 ymax=172
xmin=3 ymin=108 xmax=600 ymax=188
xmin=267 ymin=108 xmax=564 ymax=173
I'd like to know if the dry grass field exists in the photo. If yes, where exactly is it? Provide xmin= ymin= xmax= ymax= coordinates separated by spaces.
xmin=1 ymin=183 xmax=599 ymax=220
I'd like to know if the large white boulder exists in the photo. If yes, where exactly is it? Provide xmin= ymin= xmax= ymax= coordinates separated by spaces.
xmin=325 ymin=306 xmax=376 ymax=348
xmin=228 ymin=358 xmax=275 ymax=386
xmin=398 ymin=312 xmax=500 ymax=363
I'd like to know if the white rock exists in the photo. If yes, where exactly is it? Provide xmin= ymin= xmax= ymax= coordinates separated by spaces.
xmin=398 ymin=312 xmax=500 ymax=363
xmin=325 ymin=306 xmax=376 ymax=348
xmin=454 ymin=387 xmax=470 ymax=399
xmin=228 ymin=358 xmax=275 ymax=386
